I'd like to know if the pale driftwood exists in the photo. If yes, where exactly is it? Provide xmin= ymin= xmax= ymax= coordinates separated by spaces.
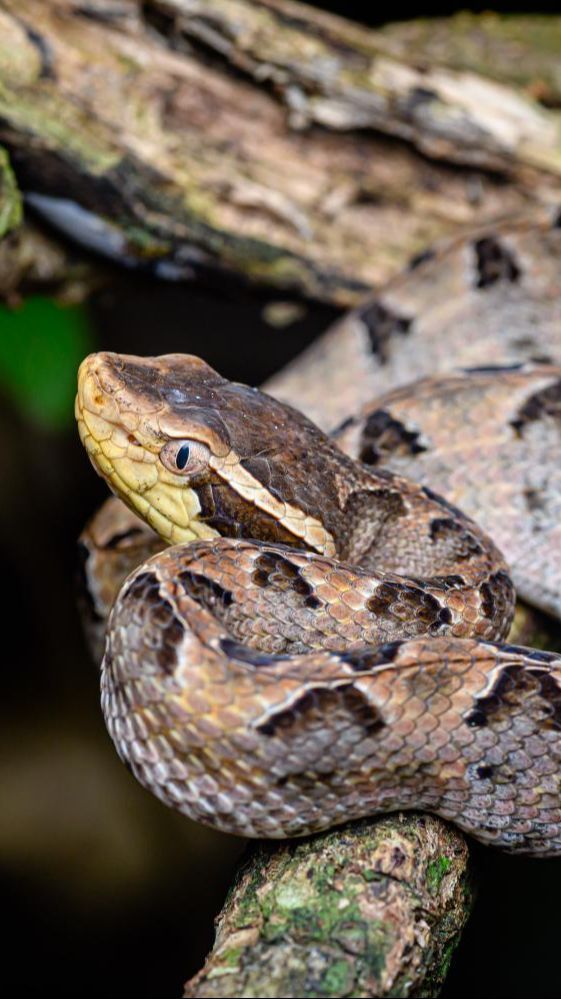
xmin=1 ymin=1 xmax=561 ymax=303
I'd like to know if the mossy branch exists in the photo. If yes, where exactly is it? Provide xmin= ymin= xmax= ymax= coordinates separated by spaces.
xmin=184 ymin=815 xmax=472 ymax=999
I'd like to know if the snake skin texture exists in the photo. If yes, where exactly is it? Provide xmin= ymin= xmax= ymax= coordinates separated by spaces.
xmin=334 ymin=364 xmax=561 ymax=622
xmin=265 ymin=214 xmax=561 ymax=430
xmin=76 ymin=351 xmax=561 ymax=854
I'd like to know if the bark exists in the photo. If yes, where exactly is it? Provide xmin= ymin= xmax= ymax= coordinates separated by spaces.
xmin=380 ymin=12 xmax=561 ymax=106
xmin=0 ymin=143 xmax=103 ymax=303
xmin=184 ymin=815 xmax=472 ymax=999
xmin=1 ymin=1 xmax=561 ymax=303
xmin=0 ymin=144 xmax=21 ymax=237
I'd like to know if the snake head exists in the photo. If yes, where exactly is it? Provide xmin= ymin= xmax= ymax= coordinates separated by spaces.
xmin=76 ymin=351 xmax=339 ymax=553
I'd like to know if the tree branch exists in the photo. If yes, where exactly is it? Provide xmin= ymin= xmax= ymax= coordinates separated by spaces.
xmin=1 ymin=1 xmax=560 ymax=303
xmin=184 ymin=815 xmax=472 ymax=999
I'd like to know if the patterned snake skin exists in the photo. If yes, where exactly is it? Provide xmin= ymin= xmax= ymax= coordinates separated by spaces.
xmin=265 ymin=215 xmax=561 ymax=431
xmin=76 ymin=350 xmax=561 ymax=854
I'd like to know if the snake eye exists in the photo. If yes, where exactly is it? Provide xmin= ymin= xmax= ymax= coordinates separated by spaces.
xmin=176 ymin=443 xmax=190 ymax=470
xmin=159 ymin=439 xmax=211 ymax=476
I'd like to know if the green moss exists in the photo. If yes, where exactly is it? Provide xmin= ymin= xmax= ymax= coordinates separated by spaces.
xmin=217 ymin=946 xmax=243 ymax=969
xmin=227 ymin=855 xmax=264 ymax=929
xmin=121 ymin=223 xmax=173 ymax=258
xmin=361 ymin=868 xmax=379 ymax=882
xmin=434 ymin=935 xmax=459 ymax=985
xmin=319 ymin=958 xmax=354 ymax=995
xmin=0 ymin=90 xmax=121 ymax=175
xmin=361 ymin=921 xmax=392 ymax=984
xmin=383 ymin=13 xmax=561 ymax=99
xmin=427 ymin=855 xmax=452 ymax=893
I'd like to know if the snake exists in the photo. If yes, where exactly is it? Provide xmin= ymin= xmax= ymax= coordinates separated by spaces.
xmin=264 ymin=214 xmax=561 ymax=430
xmin=75 ymin=333 xmax=561 ymax=854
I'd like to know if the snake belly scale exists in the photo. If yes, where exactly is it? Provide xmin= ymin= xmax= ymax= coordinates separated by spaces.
xmin=76 ymin=351 xmax=561 ymax=854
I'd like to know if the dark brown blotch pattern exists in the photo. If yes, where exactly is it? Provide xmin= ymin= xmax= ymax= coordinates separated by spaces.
xmin=510 ymin=378 xmax=561 ymax=436
xmin=474 ymin=237 xmax=521 ymax=288
xmin=340 ymin=640 xmax=405 ymax=671
xmin=357 ymin=301 xmax=413 ymax=363
xmin=257 ymin=684 xmax=385 ymax=738
xmin=480 ymin=569 xmax=515 ymax=622
xmin=124 ymin=569 xmax=185 ymax=674
xmin=366 ymin=581 xmax=451 ymax=634
xmin=178 ymin=569 xmax=234 ymax=609
xmin=465 ymin=663 xmax=561 ymax=731
xmin=252 ymin=551 xmax=313 ymax=599
xmin=359 ymin=409 xmax=427 ymax=466
xmin=429 ymin=517 xmax=484 ymax=558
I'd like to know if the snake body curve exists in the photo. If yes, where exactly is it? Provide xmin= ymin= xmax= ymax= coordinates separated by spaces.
xmin=265 ymin=214 xmax=561 ymax=431
xmin=76 ymin=350 xmax=561 ymax=854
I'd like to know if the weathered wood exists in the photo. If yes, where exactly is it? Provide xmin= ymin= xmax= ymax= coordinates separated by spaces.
xmin=184 ymin=816 xmax=472 ymax=999
xmin=381 ymin=12 xmax=561 ymax=105
xmin=1 ymin=1 xmax=560 ymax=303
xmin=0 ymin=144 xmax=21 ymax=238
xmin=0 ymin=144 xmax=103 ymax=302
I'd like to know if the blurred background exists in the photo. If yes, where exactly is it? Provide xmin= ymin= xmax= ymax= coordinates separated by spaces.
xmin=3 ymin=2 xmax=561 ymax=998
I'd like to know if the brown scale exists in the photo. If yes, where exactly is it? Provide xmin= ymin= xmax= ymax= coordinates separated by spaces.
xmin=76 ymin=351 xmax=561 ymax=853
xmin=336 ymin=364 xmax=561 ymax=619
xmin=264 ymin=213 xmax=561 ymax=431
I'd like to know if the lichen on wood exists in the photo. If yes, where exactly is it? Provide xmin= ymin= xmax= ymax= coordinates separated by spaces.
xmin=184 ymin=815 xmax=472 ymax=999
xmin=1 ymin=1 xmax=561 ymax=304
xmin=0 ymin=145 xmax=21 ymax=239
xmin=381 ymin=12 xmax=561 ymax=106
xmin=158 ymin=0 xmax=561 ymax=173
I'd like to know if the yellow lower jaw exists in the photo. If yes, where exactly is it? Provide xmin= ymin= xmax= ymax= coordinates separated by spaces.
xmin=76 ymin=399 xmax=219 ymax=546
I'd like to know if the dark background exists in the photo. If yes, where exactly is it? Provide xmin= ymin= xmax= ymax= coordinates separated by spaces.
xmin=3 ymin=3 xmax=561 ymax=998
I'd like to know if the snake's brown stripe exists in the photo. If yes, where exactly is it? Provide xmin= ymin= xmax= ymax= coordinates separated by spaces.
xmin=76 ymin=351 xmax=561 ymax=854
xmin=265 ymin=213 xmax=561 ymax=431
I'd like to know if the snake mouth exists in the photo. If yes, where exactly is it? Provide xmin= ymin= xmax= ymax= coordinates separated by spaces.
xmin=76 ymin=353 xmax=220 ymax=544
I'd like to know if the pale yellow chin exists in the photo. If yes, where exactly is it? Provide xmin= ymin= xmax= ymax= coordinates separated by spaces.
xmin=75 ymin=394 xmax=219 ymax=545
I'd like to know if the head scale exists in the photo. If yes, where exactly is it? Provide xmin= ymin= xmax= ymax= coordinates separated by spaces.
xmin=76 ymin=351 xmax=340 ymax=553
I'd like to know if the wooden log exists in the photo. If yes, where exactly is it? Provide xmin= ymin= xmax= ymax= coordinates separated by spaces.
xmin=1 ymin=1 xmax=560 ymax=303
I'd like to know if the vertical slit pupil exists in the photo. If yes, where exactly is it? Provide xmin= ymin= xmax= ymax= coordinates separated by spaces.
xmin=176 ymin=444 xmax=191 ymax=470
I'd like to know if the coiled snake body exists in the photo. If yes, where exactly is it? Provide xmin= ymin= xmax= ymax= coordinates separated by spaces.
xmin=76 ymin=349 xmax=561 ymax=854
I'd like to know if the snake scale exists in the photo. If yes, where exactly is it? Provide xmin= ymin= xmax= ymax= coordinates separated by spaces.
xmin=75 ymin=220 xmax=561 ymax=854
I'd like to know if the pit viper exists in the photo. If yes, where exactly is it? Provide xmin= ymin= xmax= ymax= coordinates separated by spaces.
xmin=75 ymin=237 xmax=561 ymax=853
